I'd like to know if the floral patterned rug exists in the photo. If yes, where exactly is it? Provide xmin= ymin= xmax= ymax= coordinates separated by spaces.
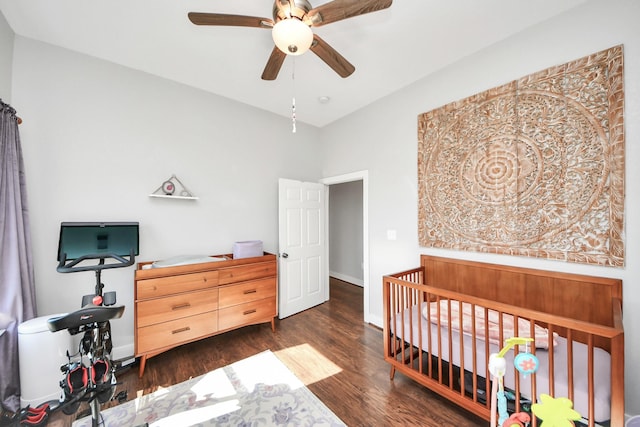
xmin=73 ymin=350 xmax=345 ymax=426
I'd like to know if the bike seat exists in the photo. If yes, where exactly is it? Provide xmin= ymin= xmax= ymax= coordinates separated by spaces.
xmin=47 ymin=305 xmax=124 ymax=332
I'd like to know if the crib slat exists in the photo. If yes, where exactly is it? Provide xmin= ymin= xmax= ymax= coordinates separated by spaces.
xmin=587 ymin=334 xmax=595 ymax=427
xmin=548 ymin=324 xmax=555 ymax=397
xmin=566 ymin=329 xmax=575 ymax=411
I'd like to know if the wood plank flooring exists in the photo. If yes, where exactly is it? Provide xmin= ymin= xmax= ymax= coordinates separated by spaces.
xmin=49 ymin=278 xmax=484 ymax=426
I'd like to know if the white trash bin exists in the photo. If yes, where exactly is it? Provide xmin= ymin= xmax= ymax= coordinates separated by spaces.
xmin=628 ymin=416 xmax=640 ymax=427
xmin=18 ymin=314 xmax=72 ymax=408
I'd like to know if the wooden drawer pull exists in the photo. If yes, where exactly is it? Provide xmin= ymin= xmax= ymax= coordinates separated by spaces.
xmin=172 ymin=303 xmax=191 ymax=311
xmin=243 ymin=309 xmax=257 ymax=315
xmin=172 ymin=326 xmax=191 ymax=334
xmin=243 ymin=289 xmax=257 ymax=294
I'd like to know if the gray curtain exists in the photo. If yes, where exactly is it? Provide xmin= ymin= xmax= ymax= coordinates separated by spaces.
xmin=0 ymin=99 xmax=36 ymax=412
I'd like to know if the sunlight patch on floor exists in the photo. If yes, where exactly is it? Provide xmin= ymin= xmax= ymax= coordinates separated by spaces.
xmin=192 ymin=369 xmax=237 ymax=398
xmin=275 ymin=343 xmax=343 ymax=386
xmin=73 ymin=351 xmax=344 ymax=427
xmin=133 ymin=370 xmax=238 ymax=416
xmin=149 ymin=400 xmax=241 ymax=426
xmin=134 ymin=386 xmax=166 ymax=413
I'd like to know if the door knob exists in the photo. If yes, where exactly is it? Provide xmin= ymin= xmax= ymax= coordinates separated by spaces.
xmin=281 ymin=253 xmax=289 ymax=258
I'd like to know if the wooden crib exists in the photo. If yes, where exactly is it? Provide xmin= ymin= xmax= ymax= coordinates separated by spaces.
xmin=383 ymin=255 xmax=624 ymax=426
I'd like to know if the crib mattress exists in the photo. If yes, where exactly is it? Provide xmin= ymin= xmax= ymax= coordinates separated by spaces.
xmin=392 ymin=302 xmax=612 ymax=422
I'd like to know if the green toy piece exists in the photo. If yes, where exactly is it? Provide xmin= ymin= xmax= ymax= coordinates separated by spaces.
xmin=531 ymin=393 xmax=581 ymax=427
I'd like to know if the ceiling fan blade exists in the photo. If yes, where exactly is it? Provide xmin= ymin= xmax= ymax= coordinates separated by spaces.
xmin=306 ymin=0 xmax=392 ymax=27
xmin=309 ymin=35 xmax=355 ymax=78
xmin=188 ymin=12 xmax=273 ymax=29
xmin=261 ymin=47 xmax=287 ymax=81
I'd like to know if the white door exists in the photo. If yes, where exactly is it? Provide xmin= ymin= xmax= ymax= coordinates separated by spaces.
xmin=278 ymin=178 xmax=327 ymax=319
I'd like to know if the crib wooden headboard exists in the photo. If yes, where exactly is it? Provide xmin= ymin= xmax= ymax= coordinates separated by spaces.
xmin=421 ymin=255 xmax=623 ymax=328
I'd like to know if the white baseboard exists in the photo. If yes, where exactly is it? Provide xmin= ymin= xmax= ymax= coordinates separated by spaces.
xmin=366 ymin=313 xmax=383 ymax=329
xmin=329 ymin=272 xmax=363 ymax=287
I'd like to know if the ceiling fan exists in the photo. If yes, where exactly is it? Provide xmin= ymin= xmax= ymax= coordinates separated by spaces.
xmin=188 ymin=0 xmax=392 ymax=80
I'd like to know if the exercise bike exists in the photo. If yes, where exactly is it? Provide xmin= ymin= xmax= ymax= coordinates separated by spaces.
xmin=47 ymin=301 xmax=125 ymax=425
xmin=48 ymin=222 xmax=140 ymax=427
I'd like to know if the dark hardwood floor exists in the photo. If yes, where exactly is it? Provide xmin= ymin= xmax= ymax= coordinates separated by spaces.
xmin=49 ymin=278 xmax=485 ymax=426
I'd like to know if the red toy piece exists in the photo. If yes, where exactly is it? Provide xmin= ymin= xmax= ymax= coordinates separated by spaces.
xmin=502 ymin=412 xmax=531 ymax=427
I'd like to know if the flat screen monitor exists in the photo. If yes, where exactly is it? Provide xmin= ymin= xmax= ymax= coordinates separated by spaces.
xmin=57 ymin=222 xmax=139 ymax=262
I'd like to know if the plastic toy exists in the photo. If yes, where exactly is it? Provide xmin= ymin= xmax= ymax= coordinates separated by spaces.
xmin=502 ymin=412 xmax=531 ymax=427
xmin=531 ymin=393 xmax=581 ymax=427
xmin=489 ymin=337 xmax=581 ymax=427
xmin=489 ymin=337 xmax=539 ymax=427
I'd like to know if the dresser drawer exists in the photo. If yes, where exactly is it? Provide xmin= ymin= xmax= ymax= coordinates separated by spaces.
xmin=136 ymin=288 xmax=218 ymax=328
xmin=136 ymin=311 xmax=218 ymax=355
xmin=136 ymin=271 xmax=219 ymax=300
xmin=218 ymin=277 xmax=276 ymax=309
xmin=218 ymin=298 xmax=277 ymax=331
xmin=218 ymin=261 xmax=276 ymax=285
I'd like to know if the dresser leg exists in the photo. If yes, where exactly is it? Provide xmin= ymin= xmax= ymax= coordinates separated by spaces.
xmin=271 ymin=317 xmax=275 ymax=332
xmin=138 ymin=355 xmax=147 ymax=378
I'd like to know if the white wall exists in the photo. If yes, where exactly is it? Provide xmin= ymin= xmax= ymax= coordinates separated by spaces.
xmin=10 ymin=36 xmax=322 ymax=359
xmin=321 ymin=0 xmax=640 ymax=416
xmin=0 ymin=11 xmax=13 ymax=101
xmin=329 ymin=180 xmax=363 ymax=285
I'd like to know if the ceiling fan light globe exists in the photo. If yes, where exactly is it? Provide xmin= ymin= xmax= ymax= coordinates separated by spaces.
xmin=272 ymin=18 xmax=313 ymax=56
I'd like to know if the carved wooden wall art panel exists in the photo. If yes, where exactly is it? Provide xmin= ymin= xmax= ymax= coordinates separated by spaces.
xmin=418 ymin=45 xmax=624 ymax=266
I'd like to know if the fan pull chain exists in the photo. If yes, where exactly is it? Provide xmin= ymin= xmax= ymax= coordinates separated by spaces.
xmin=291 ymin=58 xmax=297 ymax=133
xmin=292 ymin=97 xmax=297 ymax=133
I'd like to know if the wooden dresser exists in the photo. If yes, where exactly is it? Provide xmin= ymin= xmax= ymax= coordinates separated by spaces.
xmin=134 ymin=252 xmax=277 ymax=377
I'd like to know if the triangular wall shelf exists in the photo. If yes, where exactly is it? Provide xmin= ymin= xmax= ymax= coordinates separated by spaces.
xmin=149 ymin=174 xmax=198 ymax=200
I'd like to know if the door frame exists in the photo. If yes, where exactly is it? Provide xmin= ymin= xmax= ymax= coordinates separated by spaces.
xmin=320 ymin=170 xmax=370 ymax=323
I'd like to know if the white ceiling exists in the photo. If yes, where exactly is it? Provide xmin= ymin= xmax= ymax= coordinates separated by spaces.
xmin=0 ymin=0 xmax=588 ymax=128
